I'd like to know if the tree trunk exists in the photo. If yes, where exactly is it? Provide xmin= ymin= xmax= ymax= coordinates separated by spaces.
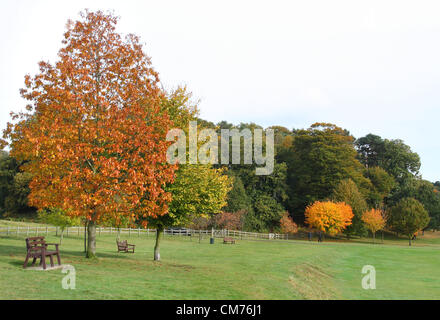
xmin=60 ymin=228 xmax=64 ymax=245
xmin=154 ymin=225 xmax=163 ymax=261
xmin=87 ymin=221 xmax=96 ymax=258
xmin=84 ymin=221 xmax=88 ymax=253
xmin=373 ymin=232 xmax=375 ymax=244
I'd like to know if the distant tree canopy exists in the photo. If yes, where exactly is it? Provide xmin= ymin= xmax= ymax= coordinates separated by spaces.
xmin=364 ymin=166 xmax=395 ymax=208
xmin=277 ymin=123 xmax=369 ymax=221
xmin=388 ymin=178 xmax=440 ymax=230
xmin=332 ymin=179 xmax=368 ymax=237
xmin=0 ymin=152 xmax=34 ymax=216
xmin=223 ymin=173 xmax=253 ymax=215
xmin=3 ymin=117 xmax=439 ymax=236
xmin=355 ymin=134 xmax=421 ymax=183
xmin=388 ymin=198 xmax=430 ymax=246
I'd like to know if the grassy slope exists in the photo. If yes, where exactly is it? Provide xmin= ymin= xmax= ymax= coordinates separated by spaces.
xmin=0 ymin=219 xmax=46 ymax=228
xmin=1 ymin=231 xmax=440 ymax=300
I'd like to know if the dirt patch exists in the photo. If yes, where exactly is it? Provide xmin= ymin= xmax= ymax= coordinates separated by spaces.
xmin=288 ymin=262 xmax=338 ymax=299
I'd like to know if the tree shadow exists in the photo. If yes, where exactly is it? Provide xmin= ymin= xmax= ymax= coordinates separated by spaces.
xmin=0 ymin=243 xmax=134 ymax=270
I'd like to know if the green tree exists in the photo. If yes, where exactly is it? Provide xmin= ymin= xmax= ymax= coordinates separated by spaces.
xmin=355 ymin=134 xmax=386 ymax=168
xmin=0 ymin=153 xmax=35 ymax=216
xmin=223 ymin=173 xmax=253 ymax=215
xmin=141 ymin=165 xmax=232 ymax=260
xmin=388 ymin=198 xmax=430 ymax=246
xmin=332 ymin=178 xmax=368 ymax=237
xmin=4 ymin=172 xmax=33 ymax=215
xmin=388 ymin=178 xmax=440 ymax=231
xmin=244 ymin=193 xmax=285 ymax=232
xmin=365 ymin=166 xmax=396 ymax=208
xmin=281 ymin=123 xmax=369 ymax=220
xmin=356 ymin=134 xmax=420 ymax=183
xmin=38 ymin=208 xmax=81 ymax=243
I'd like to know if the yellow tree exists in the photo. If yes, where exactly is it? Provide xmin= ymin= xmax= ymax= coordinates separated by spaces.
xmin=305 ymin=201 xmax=353 ymax=237
xmin=361 ymin=208 xmax=386 ymax=243
xmin=1 ymin=11 xmax=176 ymax=258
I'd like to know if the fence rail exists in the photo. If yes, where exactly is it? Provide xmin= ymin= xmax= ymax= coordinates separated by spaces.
xmin=0 ymin=225 xmax=291 ymax=241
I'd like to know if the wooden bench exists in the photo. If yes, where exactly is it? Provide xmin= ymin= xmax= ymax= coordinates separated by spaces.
xmin=223 ymin=237 xmax=236 ymax=244
xmin=23 ymin=236 xmax=61 ymax=270
xmin=116 ymin=240 xmax=135 ymax=253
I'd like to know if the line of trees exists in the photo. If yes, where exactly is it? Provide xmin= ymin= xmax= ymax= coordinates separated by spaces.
xmin=188 ymin=122 xmax=438 ymax=242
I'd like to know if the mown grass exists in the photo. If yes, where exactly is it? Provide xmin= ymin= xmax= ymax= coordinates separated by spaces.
xmin=1 ymin=229 xmax=440 ymax=300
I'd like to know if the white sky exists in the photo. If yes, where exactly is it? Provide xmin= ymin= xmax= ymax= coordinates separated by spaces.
xmin=1 ymin=0 xmax=439 ymax=181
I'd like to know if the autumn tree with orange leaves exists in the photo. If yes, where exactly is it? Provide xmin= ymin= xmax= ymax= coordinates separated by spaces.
xmin=361 ymin=208 xmax=386 ymax=243
xmin=305 ymin=201 xmax=353 ymax=237
xmin=279 ymin=212 xmax=298 ymax=234
xmin=1 ymin=11 xmax=176 ymax=258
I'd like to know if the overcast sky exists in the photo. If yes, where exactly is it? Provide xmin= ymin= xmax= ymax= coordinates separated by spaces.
xmin=1 ymin=0 xmax=439 ymax=181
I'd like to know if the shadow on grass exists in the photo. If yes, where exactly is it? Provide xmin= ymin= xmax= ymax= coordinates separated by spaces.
xmin=0 ymin=243 xmax=136 ymax=271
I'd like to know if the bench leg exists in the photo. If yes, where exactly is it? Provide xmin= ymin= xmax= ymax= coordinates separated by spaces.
xmin=49 ymin=255 xmax=54 ymax=267
xmin=42 ymin=256 xmax=46 ymax=270
xmin=23 ymin=254 xmax=30 ymax=268
xmin=56 ymin=253 xmax=61 ymax=265
xmin=31 ymin=257 xmax=37 ymax=266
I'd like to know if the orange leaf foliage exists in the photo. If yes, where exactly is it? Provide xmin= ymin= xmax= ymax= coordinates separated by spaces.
xmin=305 ymin=201 xmax=353 ymax=235
xmin=214 ymin=210 xmax=246 ymax=230
xmin=361 ymin=209 xmax=386 ymax=234
xmin=280 ymin=212 xmax=298 ymax=234
xmin=2 ymin=11 xmax=176 ymax=226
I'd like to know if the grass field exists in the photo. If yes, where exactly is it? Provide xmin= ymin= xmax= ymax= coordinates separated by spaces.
xmin=1 ymin=224 xmax=440 ymax=300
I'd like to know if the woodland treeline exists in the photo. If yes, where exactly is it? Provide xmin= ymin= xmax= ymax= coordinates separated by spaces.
xmin=189 ymin=121 xmax=439 ymax=236
xmin=2 ymin=120 xmax=439 ymax=237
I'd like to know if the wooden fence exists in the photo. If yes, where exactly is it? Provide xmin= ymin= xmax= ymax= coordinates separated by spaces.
xmin=0 ymin=225 xmax=292 ymax=241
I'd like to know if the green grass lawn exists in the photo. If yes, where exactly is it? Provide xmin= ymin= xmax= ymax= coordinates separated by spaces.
xmin=0 ymin=219 xmax=46 ymax=228
xmin=1 ymin=229 xmax=440 ymax=300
